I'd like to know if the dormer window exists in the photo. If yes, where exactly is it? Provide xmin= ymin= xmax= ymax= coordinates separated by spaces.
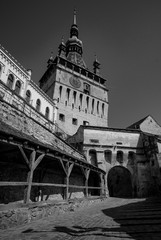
xmin=83 ymin=83 xmax=90 ymax=95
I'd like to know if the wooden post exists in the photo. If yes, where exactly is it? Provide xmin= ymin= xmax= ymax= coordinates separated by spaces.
xmin=24 ymin=150 xmax=36 ymax=204
xmin=64 ymin=175 xmax=69 ymax=201
xmin=80 ymin=167 xmax=90 ymax=198
xmin=19 ymin=146 xmax=45 ymax=204
xmin=85 ymin=169 xmax=90 ymax=198
xmin=100 ymin=173 xmax=105 ymax=197
xmin=64 ymin=161 xmax=74 ymax=200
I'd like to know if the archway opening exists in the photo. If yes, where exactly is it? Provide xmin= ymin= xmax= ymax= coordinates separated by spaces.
xmin=107 ymin=166 xmax=132 ymax=198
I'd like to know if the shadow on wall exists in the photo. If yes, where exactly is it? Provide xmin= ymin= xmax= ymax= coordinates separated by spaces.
xmin=22 ymin=197 xmax=161 ymax=240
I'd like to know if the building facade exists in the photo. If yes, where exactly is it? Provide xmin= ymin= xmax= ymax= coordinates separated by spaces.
xmin=68 ymin=116 xmax=161 ymax=198
xmin=0 ymin=44 xmax=57 ymax=133
xmin=39 ymin=10 xmax=109 ymax=136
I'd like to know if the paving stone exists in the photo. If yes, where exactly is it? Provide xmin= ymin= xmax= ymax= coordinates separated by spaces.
xmin=0 ymin=197 xmax=161 ymax=239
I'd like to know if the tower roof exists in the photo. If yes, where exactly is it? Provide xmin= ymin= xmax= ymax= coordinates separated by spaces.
xmin=66 ymin=9 xmax=87 ymax=68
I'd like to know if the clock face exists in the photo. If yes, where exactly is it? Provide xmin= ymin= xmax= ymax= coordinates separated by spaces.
xmin=69 ymin=76 xmax=81 ymax=88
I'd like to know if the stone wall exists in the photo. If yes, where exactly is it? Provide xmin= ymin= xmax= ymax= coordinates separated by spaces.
xmin=0 ymin=99 xmax=85 ymax=161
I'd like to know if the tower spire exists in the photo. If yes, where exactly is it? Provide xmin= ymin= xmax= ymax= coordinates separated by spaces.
xmin=73 ymin=8 xmax=77 ymax=25
xmin=70 ymin=9 xmax=79 ymax=38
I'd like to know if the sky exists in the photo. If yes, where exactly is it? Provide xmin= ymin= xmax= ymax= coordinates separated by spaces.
xmin=1 ymin=0 xmax=161 ymax=128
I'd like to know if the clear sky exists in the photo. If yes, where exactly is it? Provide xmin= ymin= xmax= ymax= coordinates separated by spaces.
xmin=1 ymin=0 xmax=161 ymax=128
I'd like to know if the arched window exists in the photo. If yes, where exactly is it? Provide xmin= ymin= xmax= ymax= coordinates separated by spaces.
xmin=97 ymin=101 xmax=99 ymax=115
xmin=72 ymin=91 xmax=77 ymax=109
xmin=73 ymin=91 xmax=77 ymax=105
xmin=91 ymin=99 xmax=95 ymax=114
xmin=14 ymin=80 xmax=21 ymax=95
xmin=116 ymin=151 xmax=124 ymax=164
xmin=45 ymin=107 xmax=50 ymax=119
xmin=102 ymin=103 xmax=105 ymax=117
xmin=104 ymin=150 xmax=112 ymax=164
xmin=36 ymin=99 xmax=41 ymax=112
xmin=7 ymin=74 xmax=14 ymax=89
xmin=128 ymin=151 xmax=135 ymax=165
xmin=79 ymin=93 xmax=83 ymax=110
xmin=26 ymin=90 xmax=31 ymax=103
xmin=86 ymin=96 xmax=89 ymax=110
xmin=59 ymin=86 xmax=62 ymax=100
xmin=66 ymin=88 xmax=70 ymax=102
xmin=89 ymin=149 xmax=97 ymax=166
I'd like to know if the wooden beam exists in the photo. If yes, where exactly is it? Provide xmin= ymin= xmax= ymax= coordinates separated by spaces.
xmin=18 ymin=146 xmax=30 ymax=168
xmin=0 ymin=181 xmax=28 ymax=186
xmin=67 ymin=162 xmax=74 ymax=177
xmin=59 ymin=158 xmax=67 ymax=176
xmin=33 ymin=153 xmax=45 ymax=170
xmin=0 ymin=181 xmax=103 ymax=189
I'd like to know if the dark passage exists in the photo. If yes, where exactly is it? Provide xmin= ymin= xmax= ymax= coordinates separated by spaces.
xmin=107 ymin=166 xmax=132 ymax=198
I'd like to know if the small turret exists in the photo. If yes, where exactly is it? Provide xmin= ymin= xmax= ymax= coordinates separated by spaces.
xmin=47 ymin=52 xmax=54 ymax=68
xmin=93 ymin=55 xmax=100 ymax=75
xmin=58 ymin=36 xmax=66 ymax=58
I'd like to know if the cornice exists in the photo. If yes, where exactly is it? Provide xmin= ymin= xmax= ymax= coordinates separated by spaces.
xmin=0 ymin=44 xmax=29 ymax=79
xmin=29 ymin=80 xmax=56 ymax=107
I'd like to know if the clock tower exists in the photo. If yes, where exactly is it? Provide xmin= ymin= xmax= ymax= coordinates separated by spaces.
xmin=39 ymin=10 xmax=109 ymax=136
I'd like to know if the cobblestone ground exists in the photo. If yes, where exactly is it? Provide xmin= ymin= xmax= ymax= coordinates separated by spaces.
xmin=1 ymin=197 xmax=161 ymax=240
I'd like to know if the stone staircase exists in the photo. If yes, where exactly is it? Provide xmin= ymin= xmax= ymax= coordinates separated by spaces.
xmin=102 ymin=197 xmax=161 ymax=239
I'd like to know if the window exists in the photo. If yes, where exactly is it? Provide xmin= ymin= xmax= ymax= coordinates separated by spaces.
xmin=66 ymin=88 xmax=70 ymax=102
xmin=72 ymin=118 xmax=77 ymax=125
xmin=79 ymin=93 xmax=83 ymax=110
xmin=116 ymin=151 xmax=123 ymax=164
xmin=86 ymin=96 xmax=89 ymax=111
xmin=97 ymin=101 xmax=99 ymax=115
xmin=73 ymin=91 xmax=77 ymax=104
xmin=14 ymin=80 xmax=21 ymax=95
xmin=83 ymin=121 xmax=89 ymax=126
xmin=45 ymin=107 xmax=50 ymax=119
xmin=59 ymin=86 xmax=62 ymax=100
xmin=26 ymin=90 xmax=31 ymax=103
xmin=0 ymin=65 xmax=2 ymax=75
xmin=89 ymin=150 xmax=97 ymax=166
xmin=90 ymin=139 xmax=99 ymax=143
xmin=91 ymin=99 xmax=95 ymax=114
xmin=7 ymin=74 xmax=14 ymax=89
xmin=128 ymin=151 xmax=135 ymax=165
xmin=102 ymin=103 xmax=105 ymax=117
xmin=36 ymin=99 xmax=41 ymax=112
xmin=104 ymin=150 xmax=112 ymax=164
xmin=83 ymin=83 xmax=90 ymax=95
xmin=59 ymin=113 xmax=65 ymax=122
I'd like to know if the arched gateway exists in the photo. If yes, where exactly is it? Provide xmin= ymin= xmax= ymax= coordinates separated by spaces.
xmin=107 ymin=166 xmax=132 ymax=198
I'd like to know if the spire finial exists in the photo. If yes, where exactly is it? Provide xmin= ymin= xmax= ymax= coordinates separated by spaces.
xmin=73 ymin=8 xmax=77 ymax=25
xmin=61 ymin=35 xmax=64 ymax=44
xmin=94 ymin=53 xmax=98 ymax=62
xmin=50 ymin=51 xmax=54 ymax=60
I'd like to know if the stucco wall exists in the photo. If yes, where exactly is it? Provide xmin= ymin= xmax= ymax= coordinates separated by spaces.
xmin=69 ymin=127 xmax=161 ymax=197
